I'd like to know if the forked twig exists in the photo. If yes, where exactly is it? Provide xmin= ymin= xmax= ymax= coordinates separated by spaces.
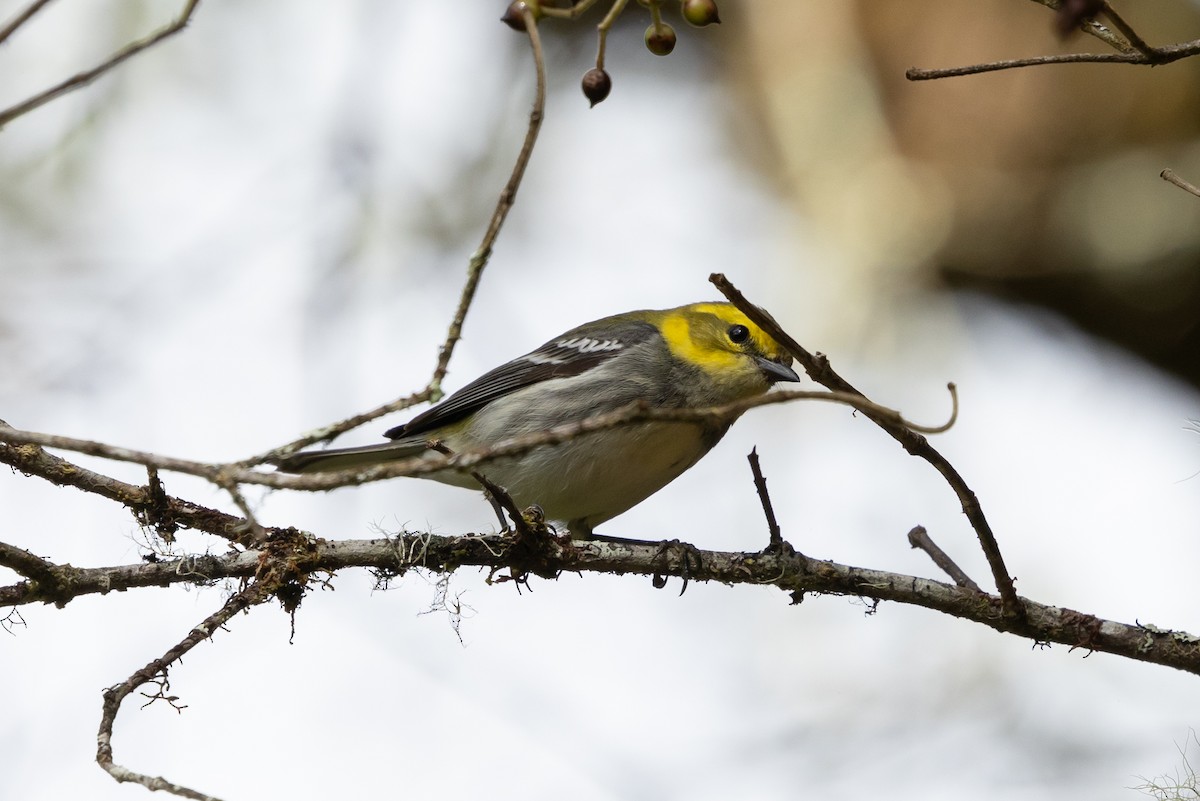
xmin=248 ymin=3 xmax=549 ymax=465
xmin=429 ymin=2 xmax=547 ymax=399
xmin=708 ymin=273 xmax=1022 ymax=619
xmin=97 ymin=582 xmax=271 ymax=801
xmin=0 ymin=0 xmax=202 ymax=128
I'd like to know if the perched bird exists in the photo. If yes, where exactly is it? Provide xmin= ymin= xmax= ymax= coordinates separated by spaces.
xmin=274 ymin=302 xmax=799 ymax=537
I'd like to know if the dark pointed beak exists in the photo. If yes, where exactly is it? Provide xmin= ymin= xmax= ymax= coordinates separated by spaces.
xmin=756 ymin=356 xmax=800 ymax=384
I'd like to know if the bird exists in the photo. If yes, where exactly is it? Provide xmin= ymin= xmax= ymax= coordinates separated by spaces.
xmin=273 ymin=302 xmax=799 ymax=538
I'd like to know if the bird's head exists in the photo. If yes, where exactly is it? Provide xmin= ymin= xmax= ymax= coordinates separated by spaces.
xmin=656 ymin=302 xmax=800 ymax=401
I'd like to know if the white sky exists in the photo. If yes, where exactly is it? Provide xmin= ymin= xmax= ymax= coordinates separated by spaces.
xmin=2 ymin=2 xmax=1200 ymax=799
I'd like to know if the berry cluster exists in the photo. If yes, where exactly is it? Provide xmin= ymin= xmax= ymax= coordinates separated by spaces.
xmin=502 ymin=0 xmax=721 ymax=107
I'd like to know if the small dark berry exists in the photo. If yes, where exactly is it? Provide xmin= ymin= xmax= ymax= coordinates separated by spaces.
xmin=581 ymin=67 xmax=612 ymax=107
xmin=501 ymin=1 xmax=529 ymax=31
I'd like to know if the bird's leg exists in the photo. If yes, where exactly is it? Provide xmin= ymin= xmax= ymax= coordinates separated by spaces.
xmin=483 ymin=490 xmax=510 ymax=533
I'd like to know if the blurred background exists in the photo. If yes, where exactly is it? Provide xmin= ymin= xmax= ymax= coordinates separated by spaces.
xmin=2 ymin=1 xmax=1200 ymax=799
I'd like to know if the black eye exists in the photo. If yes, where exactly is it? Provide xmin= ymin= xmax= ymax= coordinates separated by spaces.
xmin=728 ymin=324 xmax=750 ymax=344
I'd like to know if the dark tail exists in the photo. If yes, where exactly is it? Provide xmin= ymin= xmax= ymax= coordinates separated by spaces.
xmin=271 ymin=440 xmax=426 ymax=473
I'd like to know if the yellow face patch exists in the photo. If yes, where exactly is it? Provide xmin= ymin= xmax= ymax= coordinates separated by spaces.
xmin=657 ymin=303 xmax=788 ymax=377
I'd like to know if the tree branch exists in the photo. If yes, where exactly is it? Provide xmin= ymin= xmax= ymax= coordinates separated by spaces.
xmin=0 ymin=0 xmax=54 ymax=46
xmin=1025 ymin=0 xmax=1135 ymax=53
xmin=707 ymin=273 xmax=1022 ymax=620
xmin=0 ymin=386 xmax=950 ymax=494
xmin=906 ymin=37 xmax=1200 ymax=81
xmin=907 ymin=525 xmax=981 ymax=592
xmin=0 ymin=0 xmax=202 ymax=129
xmin=0 ymin=541 xmax=59 ymax=584
xmin=4 ymin=533 xmax=1198 ymax=676
xmin=0 ymin=436 xmax=258 ymax=548
xmin=245 ymin=4 xmax=549 ymax=467
xmin=1162 ymin=168 xmax=1200 ymax=199
xmin=97 ymin=581 xmax=270 ymax=801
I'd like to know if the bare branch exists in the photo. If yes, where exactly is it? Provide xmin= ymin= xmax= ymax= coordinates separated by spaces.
xmin=0 ymin=542 xmax=58 ymax=584
xmin=0 ymin=436 xmax=257 ymax=548
xmin=242 ymin=389 xmax=435 ymax=467
xmin=1099 ymin=2 xmax=1158 ymax=59
xmin=1162 ymin=168 xmax=1200 ymax=199
xmin=1025 ymin=0 xmax=1135 ymax=52
xmin=245 ymin=5 xmax=549 ymax=465
xmin=4 ymin=533 xmax=1198 ymax=676
xmin=0 ymin=0 xmax=54 ymax=46
xmin=0 ymin=0 xmax=202 ymax=129
xmin=97 ymin=582 xmax=270 ymax=801
xmin=0 ymin=386 xmax=950 ymax=494
xmin=907 ymin=525 xmax=981 ymax=592
xmin=707 ymin=272 xmax=1022 ymax=620
xmin=428 ymin=3 xmax=547 ymax=399
xmin=906 ymin=37 xmax=1200 ymax=81
xmin=747 ymin=448 xmax=786 ymax=552
xmin=428 ymin=439 xmax=530 ymax=537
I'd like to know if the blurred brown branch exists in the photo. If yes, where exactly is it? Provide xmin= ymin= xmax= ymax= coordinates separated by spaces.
xmin=909 ymin=1 xmax=1200 ymax=80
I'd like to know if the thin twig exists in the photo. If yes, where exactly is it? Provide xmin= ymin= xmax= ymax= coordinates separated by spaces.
xmin=0 ymin=435 xmax=257 ymax=547
xmin=538 ymin=0 xmax=604 ymax=20
xmin=214 ymin=478 xmax=267 ymax=546
xmin=427 ymin=440 xmax=530 ymax=538
xmin=248 ymin=2 xmax=550 ymax=465
xmin=746 ymin=448 xmax=784 ymax=551
xmin=1025 ymin=0 xmax=1135 ymax=52
xmin=428 ymin=2 xmax=547 ymax=399
xmin=1099 ymin=2 xmax=1157 ymax=59
xmin=906 ymin=37 xmax=1200 ymax=81
xmin=707 ymin=273 xmax=1022 ymax=620
xmin=0 ymin=386 xmax=955 ymax=492
xmin=1162 ymin=169 xmax=1200 ymax=199
xmin=0 ymin=0 xmax=202 ymax=129
xmin=907 ymin=525 xmax=981 ymax=592
xmin=593 ymin=0 xmax=631 ymax=69
xmin=0 ymin=0 xmax=54 ymax=46
xmin=241 ymin=389 xmax=434 ymax=467
xmin=96 ymin=582 xmax=269 ymax=801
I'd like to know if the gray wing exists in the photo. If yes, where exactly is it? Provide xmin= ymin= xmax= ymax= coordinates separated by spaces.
xmin=385 ymin=318 xmax=658 ymax=439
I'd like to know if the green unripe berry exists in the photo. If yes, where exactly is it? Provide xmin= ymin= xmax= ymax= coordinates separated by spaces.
xmin=644 ymin=23 xmax=677 ymax=56
xmin=681 ymin=0 xmax=720 ymax=26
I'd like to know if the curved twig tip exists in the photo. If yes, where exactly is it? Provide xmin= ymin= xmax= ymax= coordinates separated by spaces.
xmin=904 ymin=382 xmax=959 ymax=436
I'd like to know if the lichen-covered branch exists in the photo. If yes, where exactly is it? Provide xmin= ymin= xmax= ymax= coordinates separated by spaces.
xmin=4 ymin=531 xmax=1198 ymax=676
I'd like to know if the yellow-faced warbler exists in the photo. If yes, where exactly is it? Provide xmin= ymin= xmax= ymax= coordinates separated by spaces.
xmin=274 ymin=302 xmax=799 ymax=537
